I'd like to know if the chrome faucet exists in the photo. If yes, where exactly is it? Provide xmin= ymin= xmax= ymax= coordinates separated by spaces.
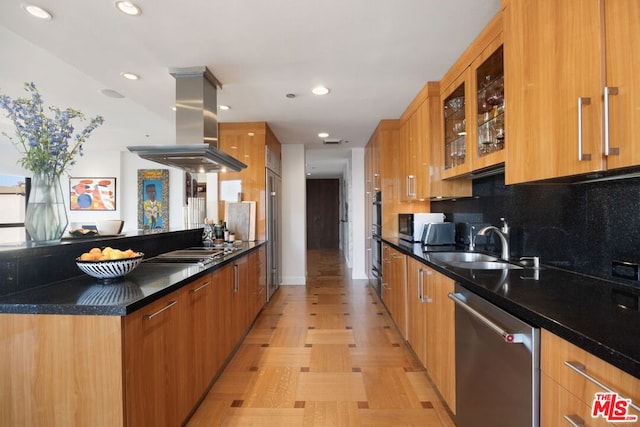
xmin=468 ymin=225 xmax=476 ymax=251
xmin=477 ymin=225 xmax=510 ymax=261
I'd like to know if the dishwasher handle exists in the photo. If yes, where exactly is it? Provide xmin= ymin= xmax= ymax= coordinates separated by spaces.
xmin=448 ymin=292 xmax=526 ymax=344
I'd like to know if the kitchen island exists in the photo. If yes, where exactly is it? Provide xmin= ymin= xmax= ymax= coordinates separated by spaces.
xmin=0 ymin=230 xmax=267 ymax=427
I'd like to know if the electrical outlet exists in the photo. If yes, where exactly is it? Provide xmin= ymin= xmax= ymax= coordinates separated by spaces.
xmin=612 ymin=261 xmax=640 ymax=281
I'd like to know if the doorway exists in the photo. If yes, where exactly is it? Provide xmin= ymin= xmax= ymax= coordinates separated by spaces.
xmin=306 ymin=179 xmax=340 ymax=249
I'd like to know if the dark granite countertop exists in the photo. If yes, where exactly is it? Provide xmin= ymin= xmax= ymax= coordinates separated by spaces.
xmin=383 ymin=238 xmax=640 ymax=380
xmin=0 ymin=241 xmax=264 ymax=316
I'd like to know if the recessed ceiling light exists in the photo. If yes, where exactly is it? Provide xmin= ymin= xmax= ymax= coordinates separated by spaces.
xmin=22 ymin=4 xmax=52 ymax=20
xmin=219 ymin=105 xmax=230 ymax=111
xmin=121 ymin=72 xmax=139 ymax=80
xmin=247 ymin=132 xmax=255 ymax=137
xmin=312 ymin=86 xmax=330 ymax=96
xmin=115 ymin=1 xmax=141 ymax=16
xmin=318 ymin=132 xmax=329 ymax=138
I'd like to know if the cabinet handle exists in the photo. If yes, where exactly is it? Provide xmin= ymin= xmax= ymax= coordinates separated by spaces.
xmin=406 ymin=175 xmax=416 ymax=198
xmin=234 ymin=264 xmax=240 ymax=292
xmin=419 ymin=269 xmax=432 ymax=303
xmin=143 ymin=300 xmax=178 ymax=320
xmin=564 ymin=361 xmax=640 ymax=412
xmin=577 ymin=97 xmax=592 ymax=161
xmin=563 ymin=414 xmax=585 ymax=426
xmin=190 ymin=280 xmax=211 ymax=293
xmin=604 ymin=86 xmax=620 ymax=156
xmin=373 ymin=173 xmax=380 ymax=191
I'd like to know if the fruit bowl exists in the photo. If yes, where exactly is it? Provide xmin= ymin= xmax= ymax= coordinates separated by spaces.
xmin=76 ymin=253 xmax=144 ymax=280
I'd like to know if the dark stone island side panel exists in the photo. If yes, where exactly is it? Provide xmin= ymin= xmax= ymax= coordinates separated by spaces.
xmin=0 ymin=229 xmax=203 ymax=297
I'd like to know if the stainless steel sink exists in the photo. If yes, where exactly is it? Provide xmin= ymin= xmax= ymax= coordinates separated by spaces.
xmin=428 ymin=252 xmax=499 ymax=263
xmin=427 ymin=252 xmax=523 ymax=270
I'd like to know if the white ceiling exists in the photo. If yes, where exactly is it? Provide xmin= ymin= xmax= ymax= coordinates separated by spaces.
xmin=0 ymin=0 xmax=501 ymax=178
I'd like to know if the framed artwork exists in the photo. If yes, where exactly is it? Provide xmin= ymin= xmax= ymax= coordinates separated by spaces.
xmin=138 ymin=169 xmax=169 ymax=230
xmin=69 ymin=177 xmax=116 ymax=211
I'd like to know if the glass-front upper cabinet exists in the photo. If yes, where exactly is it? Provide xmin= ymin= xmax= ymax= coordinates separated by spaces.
xmin=471 ymin=34 xmax=505 ymax=171
xmin=441 ymin=68 xmax=472 ymax=179
xmin=444 ymin=85 xmax=466 ymax=170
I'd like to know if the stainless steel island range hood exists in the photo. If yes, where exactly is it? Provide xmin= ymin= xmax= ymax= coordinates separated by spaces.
xmin=128 ymin=66 xmax=247 ymax=173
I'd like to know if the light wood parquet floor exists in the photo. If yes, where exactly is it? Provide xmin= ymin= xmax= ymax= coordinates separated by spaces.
xmin=187 ymin=249 xmax=456 ymax=426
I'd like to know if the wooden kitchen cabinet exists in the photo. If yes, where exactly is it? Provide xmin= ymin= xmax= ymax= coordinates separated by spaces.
xmin=218 ymin=122 xmax=281 ymax=240
xmin=406 ymin=256 xmax=428 ymax=366
xmin=375 ymin=120 xmax=402 ymax=236
xmin=403 ymin=257 xmax=456 ymax=413
xmin=184 ymin=273 xmax=218 ymax=404
xmin=212 ymin=263 xmax=235 ymax=364
xmin=365 ymin=120 xmax=381 ymax=196
xmin=0 ymin=313 xmax=125 ymax=427
xmin=249 ymin=246 xmax=266 ymax=320
xmin=469 ymin=32 xmax=505 ymax=172
xmin=541 ymin=375 xmax=612 ymax=427
xmin=441 ymin=71 xmax=472 ymax=179
xmin=231 ymin=253 xmax=251 ymax=346
xmin=399 ymin=102 xmax=425 ymax=201
xmin=381 ymin=244 xmax=407 ymax=339
xmin=398 ymin=82 xmax=444 ymax=202
xmin=440 ymin=12 xmax=504 ymax=179
xmin=422 ymin=82 xmax=472 ymax=199
xmin=541 ymin=329 xmax=640 ymax=426
xmin=504 ymin=0 xmax=640 ymax=184
xmin=425 ymin=267 xmax=456 ymax=413
xmin=124 ymin=286 xmax=189 ymax=427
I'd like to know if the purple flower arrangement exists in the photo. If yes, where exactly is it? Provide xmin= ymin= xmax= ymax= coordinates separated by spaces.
xmin=0 ymin=82 xmax=104 ymax=178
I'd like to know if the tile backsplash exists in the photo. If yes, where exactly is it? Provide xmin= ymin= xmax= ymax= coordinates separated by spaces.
xmin=433 ymin=173 xmax=640 ymax=287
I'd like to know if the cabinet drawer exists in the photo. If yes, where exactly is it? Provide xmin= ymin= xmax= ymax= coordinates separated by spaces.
xmin=541 ymin=330 xmax=640 ymax=421
xmin=541 ymin=374 xmax=613 ymax=427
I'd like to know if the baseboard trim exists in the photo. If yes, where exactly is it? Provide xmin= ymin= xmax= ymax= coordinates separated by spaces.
xmin=281 ymin=276 xmax=306 ymax=285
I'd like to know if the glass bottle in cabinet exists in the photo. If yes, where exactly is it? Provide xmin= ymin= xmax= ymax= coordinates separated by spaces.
xmin=443 ymin=84 xmax=466 ymax=171
xmin=475 ymin=45 xmax=504 ymax=158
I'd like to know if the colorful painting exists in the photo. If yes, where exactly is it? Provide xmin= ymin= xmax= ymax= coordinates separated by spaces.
xmin=138 ymin=169 xmax=169 ymax=230
xmin=69 ymin=177 xmax=116 ymax=211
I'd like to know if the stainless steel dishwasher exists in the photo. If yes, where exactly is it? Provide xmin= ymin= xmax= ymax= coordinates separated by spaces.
xmin=449 ymin=283 xmax=540 ymax=427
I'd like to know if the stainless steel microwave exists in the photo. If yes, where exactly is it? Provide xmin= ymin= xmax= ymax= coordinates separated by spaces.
xmin=398 ymin=213 xmax=445 ymax=242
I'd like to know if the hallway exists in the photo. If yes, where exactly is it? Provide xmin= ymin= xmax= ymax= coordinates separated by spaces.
xmin=187 ymin=249 xmax=456 ymax=426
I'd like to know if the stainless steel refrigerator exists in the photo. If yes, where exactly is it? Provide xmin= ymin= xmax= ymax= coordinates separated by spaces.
xmin=265 ymin=149 xmax=281 ymax=301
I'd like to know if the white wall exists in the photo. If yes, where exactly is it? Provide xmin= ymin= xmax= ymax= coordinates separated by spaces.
xmin=280 ymin=144 xmax=306 ymax=285
xmin=0 ymin=149 xmax=190 ymax=234
xmin=120 ymin=151 xmax=187 ymax=232
xmin=350 ymin=148 xmax=367 ymax=280
xmin=65 ymin=150 xmax=124 ymax=227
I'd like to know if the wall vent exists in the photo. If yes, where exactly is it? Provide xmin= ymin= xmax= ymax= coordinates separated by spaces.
xmin=322 ymin=138 xmax=343 ymax=145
